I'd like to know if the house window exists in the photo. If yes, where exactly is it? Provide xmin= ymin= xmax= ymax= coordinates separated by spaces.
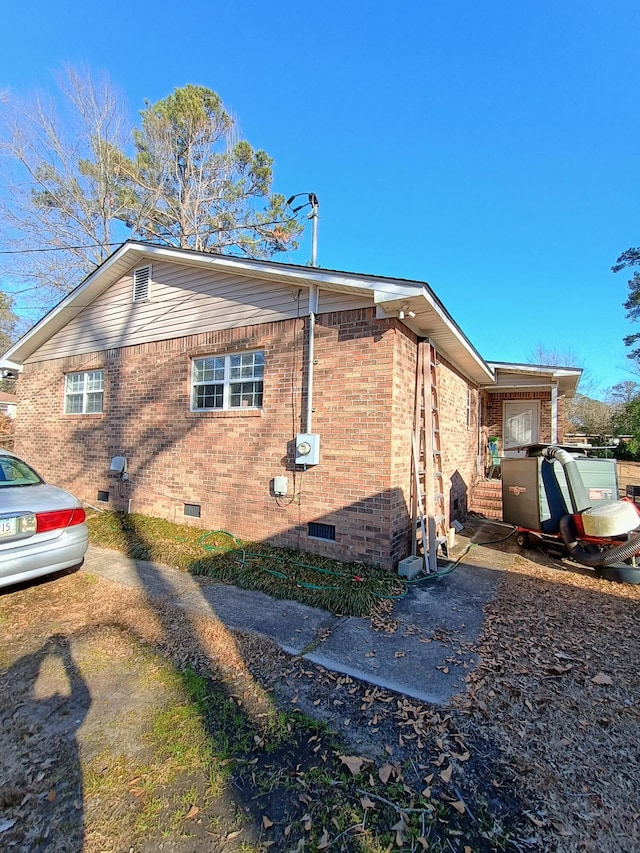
xmin=191 ymin=351 xmax=264 ymax=411
xmin=64 ymin=370 xmax=104 ymax=414
xmin=133 ymin=265 xmax=151 ymax=302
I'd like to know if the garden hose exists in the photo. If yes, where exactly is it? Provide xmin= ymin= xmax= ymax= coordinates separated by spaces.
xmin=406 ymin=526 xmax=517 ymax=583
xmin=194 ymin=526 xmax=515 ymax=599
xmin=196 ymin=529 xmax=406 ymax=599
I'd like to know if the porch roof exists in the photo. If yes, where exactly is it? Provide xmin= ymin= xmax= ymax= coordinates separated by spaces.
xmin=483 ymin=361 xmax=582 ymax=397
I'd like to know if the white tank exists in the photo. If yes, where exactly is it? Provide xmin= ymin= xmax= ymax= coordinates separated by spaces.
xmin=581 ymin=502 xmax=640 ymax=538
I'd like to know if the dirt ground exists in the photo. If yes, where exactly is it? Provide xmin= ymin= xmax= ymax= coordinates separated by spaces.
xmin=1 ymin=530 xmax=639 ymax=852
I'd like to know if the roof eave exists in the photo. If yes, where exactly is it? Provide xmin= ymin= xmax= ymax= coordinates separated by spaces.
xmin=0 ymin=241 xmax=493 ymax=387
xmin=375 ymin=290 xmax=495 ymax=384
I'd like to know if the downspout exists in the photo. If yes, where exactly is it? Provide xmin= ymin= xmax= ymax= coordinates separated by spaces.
xmin=551 ymin=383 xmax=558 ymax=444
xmin=306 ymin=285 xmax=319 ymax=433
xmin=305 ymin=195 xmax=319 ymax=434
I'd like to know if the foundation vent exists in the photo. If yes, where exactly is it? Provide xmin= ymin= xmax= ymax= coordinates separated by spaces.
xmin=308 ymin=522 xmax=335 ymax=541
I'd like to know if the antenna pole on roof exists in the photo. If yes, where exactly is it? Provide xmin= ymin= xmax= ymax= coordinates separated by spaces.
xmin=286 ymin=192 xmax=319 ymax=267
xmin=309 ymin=193 xmax=319 ymax=267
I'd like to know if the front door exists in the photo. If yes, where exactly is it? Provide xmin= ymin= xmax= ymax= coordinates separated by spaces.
xmin=503 ymin=400 xmax=539 ymax=456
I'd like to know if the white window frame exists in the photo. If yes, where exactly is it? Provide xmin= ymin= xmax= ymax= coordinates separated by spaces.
xmin=133 ymin=264 xmax=152 ymax=302
xmin=191 ymin=351 xmax=264 ymax=412
xmin=64 ymin=370 xmax=104 ymax=414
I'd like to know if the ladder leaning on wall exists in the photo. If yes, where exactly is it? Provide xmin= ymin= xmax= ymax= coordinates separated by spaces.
xmin=411 ymin=339 xmax=448 ymax=572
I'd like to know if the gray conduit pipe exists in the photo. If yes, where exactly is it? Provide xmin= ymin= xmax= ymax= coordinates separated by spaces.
xmin=541 ymin=446 xmax=591 ymax=513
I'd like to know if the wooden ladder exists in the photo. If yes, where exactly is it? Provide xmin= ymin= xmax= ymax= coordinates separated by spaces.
xmin=411 ymin=339 xmax=448 ymax=571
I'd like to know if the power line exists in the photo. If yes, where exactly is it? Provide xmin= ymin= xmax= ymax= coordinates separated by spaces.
xmin=0 ymin=214 xmax=302 ymax=256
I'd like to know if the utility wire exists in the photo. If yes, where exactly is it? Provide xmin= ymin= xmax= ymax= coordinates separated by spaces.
xmin=0 ymin=214 xmax=302 ymax=255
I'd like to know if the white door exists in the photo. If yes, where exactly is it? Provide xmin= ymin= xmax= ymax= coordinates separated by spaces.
xmin=503 ymin=401 xmax=539 ymax=456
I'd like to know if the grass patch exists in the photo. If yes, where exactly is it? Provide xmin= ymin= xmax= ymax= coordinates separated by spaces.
xmin=87 ymin=510 xmax=406 ymax=616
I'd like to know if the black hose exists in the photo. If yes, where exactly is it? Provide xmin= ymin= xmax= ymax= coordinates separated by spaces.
xmin=558 ymin=514 xmax=640 ymax=567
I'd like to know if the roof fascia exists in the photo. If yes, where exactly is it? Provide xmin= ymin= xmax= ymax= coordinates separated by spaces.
xmin=483 ymin=362 xmax=582 ymax=397
xmin=0 ymin=242 xmax=138 ymax=369
xmin=375 ymin=288 xmax=495 ymax=384
xmin=1 ymin=241 xmax=491 ymax=381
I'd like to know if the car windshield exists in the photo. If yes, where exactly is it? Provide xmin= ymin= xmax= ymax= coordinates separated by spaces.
xmin=0 ymin=456 xmax=43 ymax=487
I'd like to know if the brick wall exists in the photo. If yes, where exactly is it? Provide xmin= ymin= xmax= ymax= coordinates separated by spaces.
xmin=436 ymin=353 xmax=479 ymax=522
xmin=481 ymin=388 xmax=568 ymax=468
xmin=484 ymin=390 xmax=552 ymax=443
xmin=15 ymin=310 xmax=414 ymax=570
xmin=14 ymin=308 xmax=486 ymax=570
xmin=389 ymin=325 xmax=418 ymax=565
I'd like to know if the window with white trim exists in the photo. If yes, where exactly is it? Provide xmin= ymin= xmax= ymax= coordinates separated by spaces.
xmin=133 ymin=264 xmax=151 ymax=302
xmin=191 ymin=351 xmax=264 ymax=411
xmin=64 ymin=370 xmax=104 ymax=414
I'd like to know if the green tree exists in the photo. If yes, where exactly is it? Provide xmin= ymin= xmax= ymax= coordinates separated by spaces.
xmin=0 ymin=292 xmax=19 ymax=354
xmin=0 ymin=293 xmax=19 ymax=392
xmin=611 ymin=397 xmax=640 ymax=458
xmin=612 ymin=247 xmax=640 ymax=361
xmin=119 ymin=85 xmax=302 ymax=256
xmin=0 ymin=73 xmax=302 ymax=315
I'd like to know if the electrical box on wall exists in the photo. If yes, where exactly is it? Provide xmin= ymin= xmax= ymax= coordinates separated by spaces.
xmin=295 ymin=433 xmax=320 ymax=465
xmin=109 ymin=456 xmax=127 ymax=474
xmin=272 ymin=476 xmax=289 ymax=496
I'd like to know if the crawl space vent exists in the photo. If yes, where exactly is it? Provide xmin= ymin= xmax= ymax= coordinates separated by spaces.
xmin=97 ymin=490 xmax=109 ymax=503
xmin=184 ymin=503 xmax=201 ymax=518
xmin=308 ymin=522 xmax=335 ymax=541
xmin=133 ymin=265 xmax=151 ymax=302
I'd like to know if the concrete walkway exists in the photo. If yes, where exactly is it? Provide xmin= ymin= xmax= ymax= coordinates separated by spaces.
xmin=83 ymin=525 xmax=506 ymax=705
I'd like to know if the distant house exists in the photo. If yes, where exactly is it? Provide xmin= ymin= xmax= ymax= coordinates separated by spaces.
xmin=0 ymin=241 xmax=581 ymax=570
xmin=0 ymin=390 xmax=17 ymax=418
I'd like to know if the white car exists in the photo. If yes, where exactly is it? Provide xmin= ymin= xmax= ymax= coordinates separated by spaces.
xmin=0 ymin=449 xmax=88 ymax=589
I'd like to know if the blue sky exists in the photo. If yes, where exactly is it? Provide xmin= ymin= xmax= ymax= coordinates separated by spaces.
xmin=1 ymin=1 xmax=638 ymax=397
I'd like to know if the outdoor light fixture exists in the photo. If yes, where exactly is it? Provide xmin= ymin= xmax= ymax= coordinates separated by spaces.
xmin=398 ymin=304 xmax=416 ymax=320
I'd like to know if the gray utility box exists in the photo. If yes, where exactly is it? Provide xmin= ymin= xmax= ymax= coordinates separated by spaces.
xmin=502 ymin=456 xmax=618 ymax=534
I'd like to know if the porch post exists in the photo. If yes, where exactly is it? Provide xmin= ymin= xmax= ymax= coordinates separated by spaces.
xmin=551 ymin=383 xmax=558 ymax=444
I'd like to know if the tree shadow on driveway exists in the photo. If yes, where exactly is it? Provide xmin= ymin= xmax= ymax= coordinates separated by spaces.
xmin=0 ymin=632 xmax=90 ymax=851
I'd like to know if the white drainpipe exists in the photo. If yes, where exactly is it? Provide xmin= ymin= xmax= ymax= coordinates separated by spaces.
xmin=305 ymin=285 xmax=319 ymax=433
xmin=551 ymin=383 xmax=558 ymax=444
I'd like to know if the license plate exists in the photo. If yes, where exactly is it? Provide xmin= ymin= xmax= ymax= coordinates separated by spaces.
xmin=0 ymin=518 xmax=17 ymax=537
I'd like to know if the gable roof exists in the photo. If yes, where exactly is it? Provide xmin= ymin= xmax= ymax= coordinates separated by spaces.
xmin=1 ymin=241 xmax=496 ymax=384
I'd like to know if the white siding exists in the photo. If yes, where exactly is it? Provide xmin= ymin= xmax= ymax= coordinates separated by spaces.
xmin=317 ymin=289 xmax=373 ymax=314
xmin=27 ymin=260 xmax=375 ymax=363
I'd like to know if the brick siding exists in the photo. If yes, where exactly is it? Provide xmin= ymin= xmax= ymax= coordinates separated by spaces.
xmin=14 ymin=309 xmax=486 ymax=571
xmin=436 ymin=354 xmax=480 ymax=522
xmin=12 ymin=311 xmax=394 ymax=569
